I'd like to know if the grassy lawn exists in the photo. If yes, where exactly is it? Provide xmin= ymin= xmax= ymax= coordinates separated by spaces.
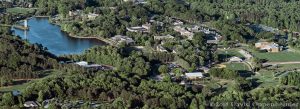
xmin=251 ymin=51 xmax=300 ymax=62
xmin=276 ymin=64 xmax=300 ymax=71
xmin=225 ymin=63 xmax=249 ymax=71
xmin=250 ymin=70 xmax=279 ymax=88
xmin=0 ymin=81 xmax=31 ymax=92
xmin=6 ymin=7 xmax=35 ymax=15
xmin=217 ymin=49 xmax=245 ymax=61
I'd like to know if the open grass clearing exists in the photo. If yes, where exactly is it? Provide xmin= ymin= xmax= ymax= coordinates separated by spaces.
xmin=250 ymin=70 xmax=279 ymax=88
xmin=0 ymin=81 xmax=31 ymax=92
xmin=6 ymin=7 xmax=35 ymax=15
xmin=217 ymin=49 xmax=245 ymax=59
xmin=241 ymin=46 xmax=300 ymax=62
xmin=0 ymin=70 xmax=56 ymax=92
xmin=224 ymin=63 xmax=250 ymax=71
xmin=270 ymin=63 xmax=300 ymax=71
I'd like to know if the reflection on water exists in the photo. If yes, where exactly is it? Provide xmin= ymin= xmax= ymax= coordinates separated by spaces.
xmin=12 ymin=17 xmax=106 ymax=56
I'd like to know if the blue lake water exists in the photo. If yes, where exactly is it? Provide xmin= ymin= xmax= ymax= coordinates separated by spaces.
xmin=12 ymin=17 xmax=106 ymax=56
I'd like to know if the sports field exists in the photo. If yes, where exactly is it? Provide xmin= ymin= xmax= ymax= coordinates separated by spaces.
xmin=253 ymin=52 xmax=300 ymax=62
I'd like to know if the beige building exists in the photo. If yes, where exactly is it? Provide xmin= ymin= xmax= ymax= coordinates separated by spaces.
xmin=173 ymin=26 xmax=194 ymax=40
xmin=87 ymin=13 xmax=99 ymax=20
xmin=255 ymin=42 xmax=280 ymax=52
xmin=154 ymin=34 xmax=174 ymax=40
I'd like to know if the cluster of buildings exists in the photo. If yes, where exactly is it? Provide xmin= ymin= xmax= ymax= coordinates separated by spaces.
xmin=173 ymin=26 xmax=194 ymax=40
xmin=168 ymin=63 xmax=206 ymax=80
xmin=153 ymin=62 xmax=206 ymax=83
xmin=68 ymin=10 xmax=99 ymax=20
xmin=172 ymin=19 xmax=222 ymax=42
xmin=111 ymin=35 xmax=135 ymax=45
xmin=255 ymin=42 xmax=281 ymax=52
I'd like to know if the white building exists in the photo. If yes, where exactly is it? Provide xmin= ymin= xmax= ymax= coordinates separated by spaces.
xmin=127 ymin=26 xmax=148 ymax=33
xmin=173 ymin=20 xmax=184 ymax=25
xmin=75 ymin=61 xmax=88 ymax=66
xmin=156 ymin=45 xmax=168 ymax=52
xmin=185 ymin=72 xmax=204 ymax=80
xmin=142 ymin=23 xmax=151 ymax=30
xmin=24 ymin=101 xmax=39 ymax=108
xmin=229 ymin=56 xmax=243 ymax=62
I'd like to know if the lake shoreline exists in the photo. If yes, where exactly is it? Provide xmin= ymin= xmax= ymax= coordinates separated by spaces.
xmin=12 ymin=17 xmax=108 ymax=55
xmin=48 ymin=18 xmax=115 ymax=46
xmin=60 ymin=30 xmax=115 ymax=46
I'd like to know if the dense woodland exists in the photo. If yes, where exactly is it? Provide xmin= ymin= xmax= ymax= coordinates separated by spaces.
xmin=0 ymin=29 xmax=58 ymax=86
xmin=0 ymin=46 xmax=299 ymax=108
xmin=0 ymin=35 xmax=58 ymax=79
xmin=280 ymin=71 xmax=300 ymax=87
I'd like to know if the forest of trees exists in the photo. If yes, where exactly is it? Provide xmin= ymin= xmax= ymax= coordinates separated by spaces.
xmin=188 ymin=0 xmax=300 ymax=32
xmin=0 ymin=46 xmax=298 ymax=108
xmin=280 ymin=71 xmax=300 ymax=87
xmin=0 ymin=35 xmax=58 ymax=81
xmin=209 ymin=68 xmax=239 ymax=79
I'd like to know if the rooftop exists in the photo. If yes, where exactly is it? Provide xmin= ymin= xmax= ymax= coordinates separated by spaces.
xmin=185 ymin=72 xmax=203 ymax=78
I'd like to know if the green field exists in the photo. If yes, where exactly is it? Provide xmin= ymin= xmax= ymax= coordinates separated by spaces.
xmin=6 ymin=7 xmax=35 ymax=15
xmin=276 ymin=64 xmax=300 ymax=71
xmin=225 ymin=63 xmax=250 ymax=71
xmin=217 ymin=49 xmax=245 ymax=60
xmin=250 ymin=70 xmax=279 ymax=87
xmin=0 ymin=81 xmax=31 ymax=92
xmin=253 ymin=52 xmax=300 ymax=62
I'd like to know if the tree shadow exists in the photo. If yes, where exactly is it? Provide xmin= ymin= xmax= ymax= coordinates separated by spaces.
xmin=238 ymin=70 xmax=254 ymax=77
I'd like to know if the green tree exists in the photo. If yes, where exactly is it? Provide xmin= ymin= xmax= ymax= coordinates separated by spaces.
xmin=158 ymin=65 xmax=168 ymax=74
xmin=2 ymin=92 xmax=14 ymax=106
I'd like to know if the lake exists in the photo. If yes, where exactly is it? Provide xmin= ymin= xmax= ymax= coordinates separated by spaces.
xmin=11 ymin=17 xmax=106 ymax=56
